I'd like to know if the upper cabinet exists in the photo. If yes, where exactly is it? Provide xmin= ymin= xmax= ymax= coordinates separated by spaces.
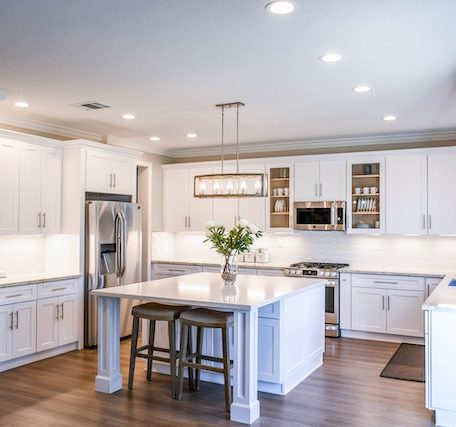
xmin=19 ymin=144 xmax=62 ymax=234
xmin=85 ymin=149 xmax=135 ymax=195
xmin=294 ymin=160 xmax=346 ymax=202
xmin=0 ymin=140 xmax=19 ymax=235
xmin=386 ymin=155 xmax=427 ymax=235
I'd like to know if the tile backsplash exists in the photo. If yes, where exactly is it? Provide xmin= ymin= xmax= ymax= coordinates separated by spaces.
xmin=152 ymin=231 xmax=456 ymax=273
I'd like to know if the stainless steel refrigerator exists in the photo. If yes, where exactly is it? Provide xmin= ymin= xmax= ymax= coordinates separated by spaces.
xmin=84 ymin=200 xmax=142 ymax=347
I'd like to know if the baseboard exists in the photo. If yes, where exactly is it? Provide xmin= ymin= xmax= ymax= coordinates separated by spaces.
xmin=0 ymin=342 xmax=79 ymax=372
xmin=341 ymin=329 xmax=424 ymax=344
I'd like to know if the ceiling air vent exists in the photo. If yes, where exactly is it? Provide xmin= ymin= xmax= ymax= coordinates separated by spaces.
xmin=73 ymin=101 xmax=111 ymax=111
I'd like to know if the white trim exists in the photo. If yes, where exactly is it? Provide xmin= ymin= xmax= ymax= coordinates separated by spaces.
xmin=164 ymin=128 xmax=456 ymax=159
xmin=341 ymin=329 xmax=425 ymax=344
xmin=0 ymin=127 xmax=61 ymax=147
xmin=62 ymin=139 xmax=143 ymax=157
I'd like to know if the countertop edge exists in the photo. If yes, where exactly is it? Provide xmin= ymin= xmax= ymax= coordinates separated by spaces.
xmin=0 ymin=274 xmax=82 ymax=289
xmin=151 ymin=259 xmax=286 ymax=270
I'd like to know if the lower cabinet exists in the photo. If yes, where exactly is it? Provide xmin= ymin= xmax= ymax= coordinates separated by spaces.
xmin=0 ymin=301 xmax=36 ymax=362
xmin=258 ymin=317 xmax=280 ymax=383
xmin=351 ymin=287 xmax=386 ymax=333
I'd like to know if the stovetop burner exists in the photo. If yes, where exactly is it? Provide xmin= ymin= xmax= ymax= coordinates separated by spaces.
xmin=289 ymin=262 xmax=349 ymax=270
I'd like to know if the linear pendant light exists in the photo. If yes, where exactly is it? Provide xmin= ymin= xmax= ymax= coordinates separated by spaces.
xmin=194 ymin=102 xmax=268 ymax=198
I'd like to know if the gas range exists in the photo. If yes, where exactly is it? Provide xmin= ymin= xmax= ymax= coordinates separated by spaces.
xmin=284 ymin=262 xmax=348 ymax=278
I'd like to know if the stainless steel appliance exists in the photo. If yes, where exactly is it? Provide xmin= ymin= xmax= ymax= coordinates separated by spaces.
xmin=284 ymin=262 xmax=348 ymax=337
xmin=293 ymin=201 xmax=346 ymax=231
xmin=85 ymin=200 xmax=142 ymax=347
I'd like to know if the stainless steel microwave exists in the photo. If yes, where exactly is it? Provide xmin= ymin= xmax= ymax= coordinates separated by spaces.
xmin=293 ymin=201 xmax=346 ymax=231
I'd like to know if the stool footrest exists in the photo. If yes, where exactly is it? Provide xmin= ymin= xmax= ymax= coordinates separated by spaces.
xmin=136 ymin=344 xmax=170 ymax=354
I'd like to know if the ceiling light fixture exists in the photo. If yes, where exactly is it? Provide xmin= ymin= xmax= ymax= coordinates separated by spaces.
xmin=14 ymin=101 xmax=30 ymax=108
xmin=353 ymin=85 xmax=372 ymax=93
xmin=186 ymin=133 xmax=198 ymax=139
xmin=266 ymin=1 xmax=296 ymax=15
xmin=150 ymin=136 xmax=160 ymax=141
xmin=194 ymin=102 xmax=267 ymax=199
xmin=320 ymin=53 xmax=343 ymax=63
xmin=122 ymin=113 xmax=135 ymax=120
xmin=383 ymin=114 xmax=397 ymax=121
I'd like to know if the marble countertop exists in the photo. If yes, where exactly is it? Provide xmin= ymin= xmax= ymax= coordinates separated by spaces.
xmin=0 ymin=272 xmax=82 ymax=289
xmin=340 ymin=266 xmax=447 ymax=278
xmin=423 ymin=273 xmax=456 ymax=311
xmin=152 ymin=258 xmax=286 ymax=270
xmin=92 ymin=272 xmax=325 ymax=310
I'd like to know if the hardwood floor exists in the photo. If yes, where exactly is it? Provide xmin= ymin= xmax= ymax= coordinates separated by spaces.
xmin=0 ymin=338 xmax=434 ymax=427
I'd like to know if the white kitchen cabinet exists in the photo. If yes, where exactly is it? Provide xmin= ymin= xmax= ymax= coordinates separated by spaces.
xmin=0 ymin=304 xmax=13 ymax=362
xmin=238 ymin=163 xmax=266 ymax=230
xmin=0 ymin=140 xmax=20 ymax=235
xmin=428 ymin=153 xmax=456 ymax=235
xmin=85 ymin=149 xmax=136 ymax=195
xmin=258 ymin=317 xmax=280 ymax=383
xmin=41 ymin=148 xmax=62 ymax=233
xmin=294 ymin=160 xmax=346 ymax=202
xmin=267 ymin=162 xmax=294 ymax=231
xmin=386 ymin=290 xmax=424 ymax=337
xmin=351 ymin=287 xmax=386 ymax=333
xmin=11 ymin=300 xmax=36 ymax=359
xmin=58 ymin=294 xmax=79 ymax=345
xmin=386 ymin=155 xmax=427 ymax=234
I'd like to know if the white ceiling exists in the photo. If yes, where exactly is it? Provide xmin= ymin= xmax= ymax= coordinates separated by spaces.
xmin=1 ymin=0 xmax=456 ymax=155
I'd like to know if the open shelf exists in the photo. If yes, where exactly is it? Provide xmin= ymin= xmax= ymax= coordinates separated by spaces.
xmin=271 ymin=177 xmax=290 ymax=181
xmin=352 ymin=193 xmax=379 ymax=197
xmin=271 ymin=195 xmax=290 ymax=198
xmin=352 ymin=174 xmax=380 ymax=179
xmin=353 ymin=212 xmax=380 ymax=215
xmin=271 ymin=212 xmax=289 ymax=215
xmin=269 ymin=167 xmax=291 ymax=229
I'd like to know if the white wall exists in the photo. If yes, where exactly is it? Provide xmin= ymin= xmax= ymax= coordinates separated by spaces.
xmin=151 ymin=231 xmax=456 ymax=274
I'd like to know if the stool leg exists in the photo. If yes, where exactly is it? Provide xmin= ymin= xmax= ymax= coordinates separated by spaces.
xmin=222 ymin=327 xmax=232 ymax=413
xmin=128 ymin=316 xmax=140 ymax=390
xmin=187 ymin=325 xmax=194 ymax=391
xmin=147 ymin=319 xmax=156 ymax=381
xmin=168 ymin=320 xmax=177 ymax=398
xmin=195 ymin=326 xmax=204 ymax=391
xmin=177 ymin=322 xmax=188 ymax=400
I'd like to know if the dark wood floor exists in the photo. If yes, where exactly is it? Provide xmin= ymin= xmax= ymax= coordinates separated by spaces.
xmin=0 ymin=338 xmax=434 ymax=427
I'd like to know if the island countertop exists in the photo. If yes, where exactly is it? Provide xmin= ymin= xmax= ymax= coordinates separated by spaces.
xmin=91 ymin=272 xmax=325 ymax=310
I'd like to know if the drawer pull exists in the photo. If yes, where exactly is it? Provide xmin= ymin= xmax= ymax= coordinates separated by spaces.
xmin=9 ymin=312 xmax=13 ymax=330
xmin=168 ymin=269 xmax=186 ymax=273
xmin=5 ymin=294 xmax=23 ymax=299
xmin=373 ymin=280 xmax=399 ymax=285
xmin=52 ymin=287 xmax=67 ymax=292
xmin=61 ymin=303 xmax=64 ymax=320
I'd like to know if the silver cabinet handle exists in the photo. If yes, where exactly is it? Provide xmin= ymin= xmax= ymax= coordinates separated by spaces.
xmin=56 ymin=304 xmax=60 ymax=320
xmin=9 ymin=312 xmax=13 ymax=330
xmin=42 ymin=212 xmax=46 ymax=229
xmin=15 ymin=311 xmax=19 ymax=329
xmin=387 ymin=295 xmax=390 ymax=311
xmin=6 ymin=294 xmax=23 ymax=299
xmin=109 ymin=173 xmax=112 ymax=188
xmin=52 ymin=287 xmax=67 ymax=292
xmin=382 ymin=295 xmax=385 ymax=310
xmin=373 ymin=280 xmax=399 ymax=285
xmin=422 ymin=214 xmax=426 ymax=229
xmin=314 ymin=183 xmax=318 ymax=197
xmin=428 ymin=214 xmax=432 ymax=230
xmin=319 ymin=183 xmax=323 ymax=197
xmin=37 ymin=212 xmax=41 ymax=228
xmin=61 ymin=303 xmax=64 ymax=319
xmin=168 ymin=269 xmax=186 ymax=273
xmin=113 ymin=173 xmax=116 ymax=188
xmin=185 ymin=216 xmax=188 ymax=228
xmin=188 ymin=216 xmax=191 ymax=228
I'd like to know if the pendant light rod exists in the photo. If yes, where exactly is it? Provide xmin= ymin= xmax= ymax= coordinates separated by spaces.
xmin=221 ymin=104 xmax=225 ymax=173
xmin=236 ymin=103 xmax=240 ymax=174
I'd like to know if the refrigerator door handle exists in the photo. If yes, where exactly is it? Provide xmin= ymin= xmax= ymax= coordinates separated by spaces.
xmin=115 ymin=210 xmax=127 ymax=278
xmin=87 ymin=202 xmax=100 ymax=290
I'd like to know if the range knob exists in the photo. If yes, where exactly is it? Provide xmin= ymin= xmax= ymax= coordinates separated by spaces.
xmin=289 ymin=269 xmax=296 ymax=275
xmin=319 ymin=271 xmax=325 ymax=277
xmin=330 ymin=271 xmax=337 ymax=278
xmin=324 ymin=271 xmax=331 ymax=277
xmin=285 ymin=269 xmax=290 ymax=275
xmin=295 ymin=270 xmax=302 ymax=275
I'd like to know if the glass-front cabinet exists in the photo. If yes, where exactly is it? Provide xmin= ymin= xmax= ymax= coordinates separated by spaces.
xmin=347 ymin=157 xmax=385 ymax=234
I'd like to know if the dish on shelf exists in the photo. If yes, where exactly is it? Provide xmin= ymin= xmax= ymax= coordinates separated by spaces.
xmin=274 ymin=198 xmax=287 ymax=213
xmin=356 ymin=223 xmax=372 ymax=229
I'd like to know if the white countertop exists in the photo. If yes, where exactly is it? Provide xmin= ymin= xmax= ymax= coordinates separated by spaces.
xmin=340 ymin=266 xmax=447 ymax=278
xmin=423 ymin=273 xmax=456 ymax=311
xmin=0 ymin=272 xmax=82 ymax=288
xmin=92 ymin=272 xmax=325 ymax=310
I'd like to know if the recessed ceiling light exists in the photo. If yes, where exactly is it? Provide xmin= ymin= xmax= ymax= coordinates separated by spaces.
xmin=353 ymin=85 xmax=372 ymax=93
xmin=266 ymin=1 xmax=296 ymax=15
xmin=186 ymin=133 xmax=198 ymax=139
xmin=383 ymin=114 xmax=397 ymax=121
xmin=14 ymin=101 xmax=30 ymax=108
xmin=122 ymin=113 xmax=135 ymax=120
xmin=150 ymin=136 xmax=160 ymax=142
xmin=319 ymin=53 xmax=343 ymax=63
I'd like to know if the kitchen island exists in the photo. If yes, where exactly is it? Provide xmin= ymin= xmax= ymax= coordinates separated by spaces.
xmin=92 ymin=272 xmax=325 ymax=424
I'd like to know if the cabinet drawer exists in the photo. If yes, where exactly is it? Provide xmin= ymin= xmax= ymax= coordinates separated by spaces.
xmin=37 ymin=280 xmax=78 ymax=299
xmin=153 ymin=263 xmax=202 ymax=276
xmin=0 ymin=285 xmax=37 ymax=305
xmin=256 ymin=269 xmax=284 ymax=277
xmin=259 ymin=302 xmax=280 ymax=319
xmin=351 ymin=274 xmax=425 ymax=291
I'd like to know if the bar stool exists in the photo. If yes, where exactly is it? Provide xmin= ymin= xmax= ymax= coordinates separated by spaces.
xmin=177 ymin=308 xmax=234 ymax=413
xmin=128 ymin=302 xmax=193 ymax=398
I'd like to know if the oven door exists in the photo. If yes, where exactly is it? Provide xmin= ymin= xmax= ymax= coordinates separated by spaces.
xmin=325 ymin=280 xmax=339 ymax=325
xmin=293 ymin=201 xmax=345 ymax=231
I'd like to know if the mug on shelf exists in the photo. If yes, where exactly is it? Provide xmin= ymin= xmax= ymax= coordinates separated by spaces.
xmin=354 ymin=187 xmax=362 ymax=194
xmin=362 ymin=187 xmax=370 ymax=195
xmin=273 ymin=188 xmax=278 ymax=196
xmin=370 ymin=187 xmax=378 ymax=194
xmin=284 ymin=187 xmax=289 ymax=196
xmin=277 ymin=188 xmax=284 ymax=196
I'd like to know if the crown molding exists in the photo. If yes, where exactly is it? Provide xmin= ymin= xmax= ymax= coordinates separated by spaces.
xmin=0 ymin=115 xmax=104 ymax=142
xmin=163 ymin=128 xmax=456 ymax=159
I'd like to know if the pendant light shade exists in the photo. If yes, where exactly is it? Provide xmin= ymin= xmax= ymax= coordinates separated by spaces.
xmin=194 ymin=102 xmax=268 ymax=198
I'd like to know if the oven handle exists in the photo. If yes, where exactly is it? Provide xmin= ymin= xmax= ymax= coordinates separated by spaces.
xmin=331 ymin=202 xmax=336 ymax=229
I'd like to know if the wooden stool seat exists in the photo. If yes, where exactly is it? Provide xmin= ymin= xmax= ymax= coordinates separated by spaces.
xmin=177 ymin=308 xmax=233 ymax=413
xmin=128 ymin=302 xmax=193 ymax=398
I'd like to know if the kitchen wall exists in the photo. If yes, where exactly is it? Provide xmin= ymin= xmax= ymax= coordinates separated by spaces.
xmin=152 ymin=231 xmax=456 ymax=274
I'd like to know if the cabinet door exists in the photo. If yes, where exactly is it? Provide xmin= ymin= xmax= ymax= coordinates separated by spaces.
xmin=36 ymin=297 xmax=59 ymax=352
xmin=258 ymin=317 xmax=280 ymax=383
xmin=319 ymin=160 xmax=346 ymax=200
xmin=58 ymin=294 xmax=79 ymax=345
xmin=386 ymin=155 xmax=427 ymax=234
xmin=163 ymin=169 xmax=189 ymax=232
xmin=19 ymin=144 xmax=42 ymax=234
xmin=188 ymin=167 xmax=213 ymax=230
xmin=386 ymin=290 xmax=424 ymax=337
xmin=212 ymin=164 xmax=238 ymax=228
xmin=351 ymin=287 xmax=386 ymax=333
xmin=85 ymin=150 xmax=110 ymax=192
xmin=12 ymin=300 xmax=36 ymax=358
xmin=110 ymin=156 xmax=135 ymax=195
xmin=294 ymin=161 xmax=319 ymax=201
xmin=0 ymin=304 xmax=13 ymax=362
xmin=238 ymin=163 xmax=266 ymax=230
xmin=41 ymin=148 xmax=62 ymax=233
xmin=428 ymin=154 xmax=456 ymax=235
xmin=0 ymin=140 xmax=19 ymax=234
